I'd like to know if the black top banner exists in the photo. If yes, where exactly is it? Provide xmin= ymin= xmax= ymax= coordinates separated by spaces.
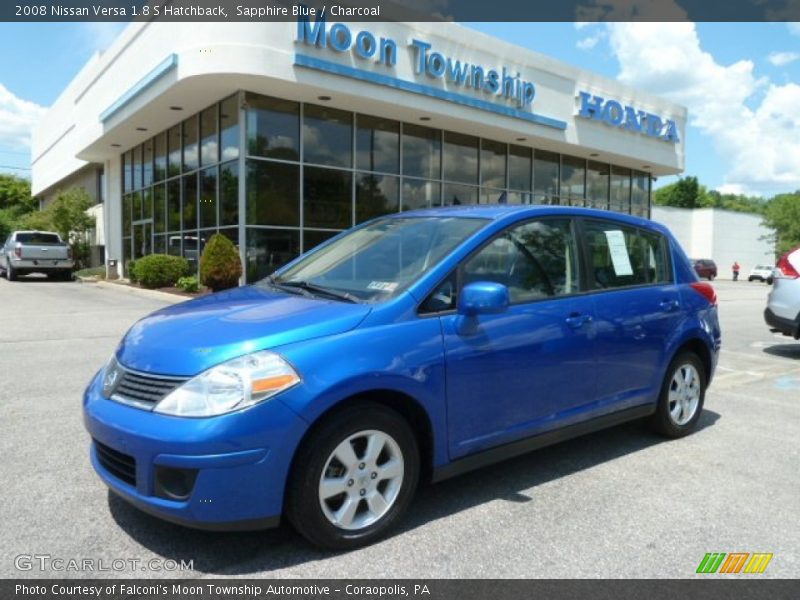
xmin=3 ymin=0 xmax=800 ymax=22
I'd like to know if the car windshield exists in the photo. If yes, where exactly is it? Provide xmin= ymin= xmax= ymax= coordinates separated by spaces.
xmin=264 ymin=216 xmax=488 ymax=303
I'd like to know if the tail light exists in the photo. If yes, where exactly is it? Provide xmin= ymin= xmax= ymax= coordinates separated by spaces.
xmin=690 ymin=281 xmax=717 ymax=306
xmin=67 ymin=246 xmax=73 ymax=260
xmin=14 ymin=246 xmax=21 ymax=258
xmin=775 ymin=249 xmax=799 ymax=279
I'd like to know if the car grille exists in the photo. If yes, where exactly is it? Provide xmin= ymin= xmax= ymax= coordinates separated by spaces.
xmin=112 ymin=368 xmax=187 ymax=409
xmin=94 ymin=440 xmax=136 ymax=487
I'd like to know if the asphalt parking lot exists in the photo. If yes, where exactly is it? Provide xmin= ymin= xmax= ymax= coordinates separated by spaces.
xmin=1 ymin=276 xmax=797 ymax=578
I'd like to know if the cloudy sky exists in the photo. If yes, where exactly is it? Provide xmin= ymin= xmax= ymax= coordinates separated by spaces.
xmin=1 ymin=21 xmax=799 ymax=198
xmin=472 ymin=21 xmax=800 ymax=197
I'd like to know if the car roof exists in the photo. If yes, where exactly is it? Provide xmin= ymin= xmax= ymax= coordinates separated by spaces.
xmin=395 ymin=204 xmax=663 ymax=232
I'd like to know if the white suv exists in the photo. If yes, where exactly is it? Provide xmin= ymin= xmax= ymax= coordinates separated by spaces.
xmin=765 ymin=246 xmax=800 ymax=339
xmin=748 ymin=264 xmax=774 ymax=283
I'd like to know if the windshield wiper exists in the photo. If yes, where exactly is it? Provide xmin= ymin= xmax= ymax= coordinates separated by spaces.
xmin=263 ymin=277 xmax=314 ymax=298
xmin=273 ymin=280 xmax=360 ymax=303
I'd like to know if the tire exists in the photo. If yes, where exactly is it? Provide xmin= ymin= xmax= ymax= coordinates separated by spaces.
xmin=7 ymin=261 xmax=17 ymax=281
xmin=748 ymin=276 xmax=755 ymax=282
xmin=708 ymin=275 xmax=715 ymax=281
xmin=650 ymin=351 xmax=706 ymax=438
xmin=286 ymin=403 xmax=419 ymax=550
xmin=767 ymin=277 xmax=774 ymax=285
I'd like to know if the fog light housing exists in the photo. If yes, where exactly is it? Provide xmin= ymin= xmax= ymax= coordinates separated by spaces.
xmin=154 ymin=466 xmax=198 ymax=501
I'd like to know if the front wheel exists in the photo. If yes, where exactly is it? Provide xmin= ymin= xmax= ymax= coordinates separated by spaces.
xmin=650 ymin=352 xmax=706 ymax=438
xmin=286 ymin=403 xmax=419 ymax=550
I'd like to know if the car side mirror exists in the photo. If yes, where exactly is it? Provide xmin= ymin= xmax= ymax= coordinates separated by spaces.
xmin=457 ymin=282 xmax=510 ymax=316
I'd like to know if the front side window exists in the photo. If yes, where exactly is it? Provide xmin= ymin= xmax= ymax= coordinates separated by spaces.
xmin=462 ymin=219 xmax=579 ymax=304
xmin=584 ymin=220 xmax=670 ymax=289
xmin=267 ymin=217 xmax=487 ymax=302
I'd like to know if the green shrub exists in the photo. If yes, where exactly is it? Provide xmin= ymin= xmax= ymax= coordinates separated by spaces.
xmin=200 ymin=233 xmax=242 ymax=292
xmin=127 ymin=259 xmax=138 ymax=283
xmin=132 ymin=254 xmax=190 ymax=289
xmin=176 ymin=275 xmax=200 ymax=293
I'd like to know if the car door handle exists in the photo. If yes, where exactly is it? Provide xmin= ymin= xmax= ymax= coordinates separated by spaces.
xmin=565 ymin=313 xmax=593 ymax=329
xmin=659 ymin=299 xmax=679 ymax=312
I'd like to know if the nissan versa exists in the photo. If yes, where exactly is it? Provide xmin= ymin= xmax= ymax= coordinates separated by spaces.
xmin=84 ymin=206 xmax=721 ymax=549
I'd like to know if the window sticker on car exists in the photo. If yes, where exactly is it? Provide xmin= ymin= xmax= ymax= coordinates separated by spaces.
xmin=604 ymin=230 xmax=634 ymax=276
xmin=367 ymin=281 xmax=399 ymax=292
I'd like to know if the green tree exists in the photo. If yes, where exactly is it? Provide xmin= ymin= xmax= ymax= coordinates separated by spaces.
xmin=762 ymin=192 xmax=800 ymax=255
xmin=0 ymin=174 xmax=36 ymax=212
xmin=14 ymin=187 xmax=96 ymax=268
xmin=0 ymin=174 xmax=37 ymax=240
xmin=48 ymin=188 xmax=95 ymax=242
xmin=654 ymin=176 xmax=706 ymax=208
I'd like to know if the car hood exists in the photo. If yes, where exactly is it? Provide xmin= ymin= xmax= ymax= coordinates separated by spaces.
xmin=116 ymin=285 xmax=371 ymax=376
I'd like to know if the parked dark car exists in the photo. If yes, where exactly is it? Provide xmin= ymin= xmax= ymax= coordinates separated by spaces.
xmin=692 ymin=259 xmax=717 ymax=280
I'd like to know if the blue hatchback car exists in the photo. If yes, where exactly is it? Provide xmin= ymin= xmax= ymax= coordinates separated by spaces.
xmin=84 ymin=206 xmax=720 ymax=549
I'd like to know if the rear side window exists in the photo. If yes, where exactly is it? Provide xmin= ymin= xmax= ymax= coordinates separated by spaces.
xmin=16 ymin=233 xmax=61 ymax=245
xmin=584 ymin=220 xmax=670 ymax=289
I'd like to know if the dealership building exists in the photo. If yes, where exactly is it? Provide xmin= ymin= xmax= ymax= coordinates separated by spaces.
xmin=31 ymin=19 xmax=686 ymax=281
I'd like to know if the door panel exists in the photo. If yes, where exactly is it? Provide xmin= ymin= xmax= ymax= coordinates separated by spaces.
xmin=583 ymin=220 xmax=679 ymax=407
xmin=442 ymin=296 xmax=596 ymax=458
xmin=441 ymin=218 xmax=598 ymax=458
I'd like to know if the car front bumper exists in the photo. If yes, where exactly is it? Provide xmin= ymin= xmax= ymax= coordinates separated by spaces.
xmin=82 ymin=370 xmax=309 ymax=530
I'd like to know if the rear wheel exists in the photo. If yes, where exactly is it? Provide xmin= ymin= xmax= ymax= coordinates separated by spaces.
xmin=286 ymin=403 xmax=419 ymax=550
xmin=650 ymin=351 xmax=706 ymax=438
xmin=7 ymin=262 xmax=17 ymax=281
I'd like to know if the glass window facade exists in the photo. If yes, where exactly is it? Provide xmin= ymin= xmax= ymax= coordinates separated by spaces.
xmin=120 ymin=91 xmax=652 ymax=282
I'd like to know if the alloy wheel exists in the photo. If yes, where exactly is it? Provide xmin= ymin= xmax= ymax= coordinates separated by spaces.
xmin=667 ymin=363 xmax=701 ymax=426
xmin=318 ymin=429 xmax=404 ymax=531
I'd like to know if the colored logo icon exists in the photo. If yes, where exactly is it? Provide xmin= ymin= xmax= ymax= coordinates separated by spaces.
xmin=697 ymin=552 xmax=773 ymax=574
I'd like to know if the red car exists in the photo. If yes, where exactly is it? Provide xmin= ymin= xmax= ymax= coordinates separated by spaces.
xmin=692 ymin=259 xmax=718 ymax=280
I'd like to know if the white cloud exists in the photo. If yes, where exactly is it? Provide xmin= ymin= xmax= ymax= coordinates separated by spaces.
xmin=602 ymin=22 xmax=800 ymax=195
xmin=716 ymin=183 xmax=748 ymax=195
xmin=577 ymin=32 xmax=604 ymax=51
xmin=0 ymin=83 xmax=46 ymax=148
xmin=767 ymin=51 xmax=800 ymax=66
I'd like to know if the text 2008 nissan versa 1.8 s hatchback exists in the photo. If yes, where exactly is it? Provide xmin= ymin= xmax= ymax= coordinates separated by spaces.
xmin=84 ymin=206 xmax=721 ymax=549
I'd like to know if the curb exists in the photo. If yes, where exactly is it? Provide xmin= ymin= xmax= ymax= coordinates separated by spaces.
xmin=90 ymin=279 xmax=188 ymax=304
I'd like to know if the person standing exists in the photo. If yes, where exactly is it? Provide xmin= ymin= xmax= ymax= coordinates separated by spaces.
xmin=732 ymin=261 xmax=741 ymax=281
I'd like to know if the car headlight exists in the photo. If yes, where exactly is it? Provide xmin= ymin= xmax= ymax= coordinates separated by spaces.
xmin=153 ymin=350 xmax=301 ymax=417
